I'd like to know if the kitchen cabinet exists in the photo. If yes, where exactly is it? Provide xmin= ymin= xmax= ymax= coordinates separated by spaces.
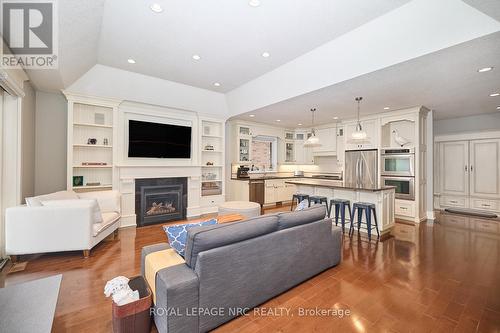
xmin=312 ymin=127 xmax=337 ymax=155
xmin=439 ymin=141 xmax=469 ymax=196
xmin=285 ymin=141 xmax=295 ymax=163
xmin=344 ymin=119 xmax=379 ymax=150
xmin=294 ymin=131 xmax=314 ymax=165
xmin=264 ymin=179 xmax=296 ymax=204
xmin=469 ymin=139 xmax=500 ymax=198
xmin=238 ymin=137 xmax=252 ymax=163
xmin=238 ymin=125 xmax=253 ymax=136
xmin=436 ymin=137 xmax=500 ymax=213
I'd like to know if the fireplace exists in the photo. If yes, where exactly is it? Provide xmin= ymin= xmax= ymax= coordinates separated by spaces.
xmin=135 ymin=178 xmax=187 ymax=227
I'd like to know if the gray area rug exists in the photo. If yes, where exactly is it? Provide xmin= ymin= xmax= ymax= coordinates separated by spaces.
xmin=444 ymin=208 xmax=498 ymax=218
xmin=0 ymin=274 xmax=62 ymax=333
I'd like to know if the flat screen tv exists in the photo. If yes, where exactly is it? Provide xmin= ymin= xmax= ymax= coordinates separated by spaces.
xmin=128 ymin=120 xmax=191 ymax=158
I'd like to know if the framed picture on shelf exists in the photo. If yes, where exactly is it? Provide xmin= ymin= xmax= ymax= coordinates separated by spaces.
xmin=73 ymin=176 xmax=84 ymax=187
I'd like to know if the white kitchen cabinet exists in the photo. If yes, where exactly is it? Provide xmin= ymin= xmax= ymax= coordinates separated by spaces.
xmin=294 ymin=132 xmax=314 ymax=165
xmin=264 ymin=179 xmax=295 ymax=204
xmin=312 ymin=127 xmax=336 ymax=155
xmin=285 ymin=141 xmax=295 ymax=163
xmin=344 ymin=119 xmax=379 ymax=150
xmin=336 ymin=126 xmax=345 ymax=164
xmin=469 ymin=139 xmax=500 ymax=198
xmin=439 ymin=141 xmax=469 ymax=196
xmin=238 ymin=136 xmax=252 ymax=163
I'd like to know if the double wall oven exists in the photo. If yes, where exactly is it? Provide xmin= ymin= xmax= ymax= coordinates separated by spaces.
xmin=381 ymin=148 xmax=415 ymax=200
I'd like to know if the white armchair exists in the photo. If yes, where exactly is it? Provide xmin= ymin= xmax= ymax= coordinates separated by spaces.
xmin=6 ymin=190 xmax=121 ymax=260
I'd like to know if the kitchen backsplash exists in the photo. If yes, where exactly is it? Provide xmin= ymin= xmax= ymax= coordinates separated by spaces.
xmin=278 ymin=156 xmax=342 ymax=173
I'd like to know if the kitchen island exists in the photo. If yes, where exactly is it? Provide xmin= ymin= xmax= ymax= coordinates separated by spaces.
xmin=285 ymin=179 xmax=396 ymax=237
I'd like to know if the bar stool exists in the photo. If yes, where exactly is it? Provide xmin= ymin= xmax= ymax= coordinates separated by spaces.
xmin=350 ymin=202 xmax=380 ymax=240
xmin=308 ymin=195 xmax=329 ymax=213
xmin=290 ymin=194 xmax=310 ymax=211
xmin=329 ymin=199 xmax=352 ymax=232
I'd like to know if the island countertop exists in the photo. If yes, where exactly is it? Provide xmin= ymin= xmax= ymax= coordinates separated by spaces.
xmin=284 ymin=179 xmax=395 ymax=192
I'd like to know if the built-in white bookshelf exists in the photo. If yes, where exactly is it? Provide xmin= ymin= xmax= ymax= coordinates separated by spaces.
xmin=65 ymin=93 xmax=121 ymax=192
xmin=200 ymin=119 xmax=224 ymax=198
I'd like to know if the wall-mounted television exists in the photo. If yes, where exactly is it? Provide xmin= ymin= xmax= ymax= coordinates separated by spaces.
xmin=128 ymin=120 xmax=191 ymax=158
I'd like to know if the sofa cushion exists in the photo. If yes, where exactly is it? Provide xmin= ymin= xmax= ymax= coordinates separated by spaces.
xmin=184 ymin=214 xmax=279 ymax=269
xmin=78 ymin=190 xmax=120 ymax=213
xmin=93 ymin=212 xmax=120 ymax=236
xmin=26 ymin=190 xmax=79 ymax=207
xmin=277 ymin=204 xmax=327 ymax=230
xmin=163 ymin=219 xmax=218 ymax=257
xmin=41 ymin=199 xmax=103 ymax=224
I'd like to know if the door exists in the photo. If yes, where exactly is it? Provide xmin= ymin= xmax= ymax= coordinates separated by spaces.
xmin=359 ymin=150 xmax=378 ymax=188
xmin=469 ymin=139 xmax=500 ymax=198
xmin=285 ymin=142 xmax=294 ymax=162
xmin=344 ymin=151 xmax=360 ymax=187
xmin=238 ymin=137 xmax=251 ymax=162
xmin=440 ymin=141 xmax=469 ymax=196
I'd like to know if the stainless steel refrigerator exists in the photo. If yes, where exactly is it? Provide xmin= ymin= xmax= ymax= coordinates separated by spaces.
xmin=344 ymin=149 xmax=378 ymax=188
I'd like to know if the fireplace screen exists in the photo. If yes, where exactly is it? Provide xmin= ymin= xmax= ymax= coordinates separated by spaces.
xmin=135 ymin=178 xmax=187 ymax=227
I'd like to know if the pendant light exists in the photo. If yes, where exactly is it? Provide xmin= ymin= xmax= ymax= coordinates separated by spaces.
xmin=350 ymin=96 xmax=368 ymax=141
xmin=304 ymin=108 xmax=322 ymax=148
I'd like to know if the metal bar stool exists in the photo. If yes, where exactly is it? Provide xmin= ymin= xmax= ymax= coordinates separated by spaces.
xmin=308 ymin=196 xmax=329 ymax=214
xmin=350 ymin=202 xmax=380 ymax=240
xmin=290 ymin=194 xmax=310 ymax=211
xmin=329 ymin=199 xmax=352 ymax=232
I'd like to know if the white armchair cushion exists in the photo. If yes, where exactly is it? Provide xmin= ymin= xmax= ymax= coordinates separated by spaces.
xmin=78 ymin=190 xmax=121 ymax=213
xmin=26 ymin=190 xmax=79 ymax=207
xmin=93 ymin=212 xmax=120 ymax=236
xmin=41 ymin=199 xmax=103 ymax=224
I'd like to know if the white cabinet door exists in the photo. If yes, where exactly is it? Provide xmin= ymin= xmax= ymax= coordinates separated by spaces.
xmin=275 ymin=181 xmax=287 ymax=202
xmin=264 ymin=180 xmax=276 ymax=204
xmin=344 ymin=119 xmax=378 ymax=150
xmin=313 ymin=128 xmax=336 ymax=154
xmin=470 ymin=139 xmax=500 ymax=198
xmin=238 ymin=137 xmax=252 ymax=163
xmin=439 ymin=141 xmax=469 ymax=196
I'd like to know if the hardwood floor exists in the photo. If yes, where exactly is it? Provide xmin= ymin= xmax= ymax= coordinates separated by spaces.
xmin=2 ymin=209 xmax=500 ymax=332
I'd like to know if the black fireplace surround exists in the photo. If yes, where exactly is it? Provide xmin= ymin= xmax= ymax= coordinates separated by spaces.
xmin=135 ymin=177 xmax=187 ymax=227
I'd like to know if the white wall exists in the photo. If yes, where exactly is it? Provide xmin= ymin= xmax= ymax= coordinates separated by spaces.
xmin=67 ymin=64 xmax=229 ymax=117
xmin=434 ymin=113 xmax=500 ymax=135
xmin=21 ymin=82 xmax=36 ymax=201
xmin=35 ymin=91 xmax=68 ymax=195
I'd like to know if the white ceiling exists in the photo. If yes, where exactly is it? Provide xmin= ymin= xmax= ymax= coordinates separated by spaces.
xmin=232 ymin=31 xmax=500 ymax=127
xmin=23 ymin=0 xmax=500 ymax=123
xmin=97 ymin=0 xmax=409 ymax=92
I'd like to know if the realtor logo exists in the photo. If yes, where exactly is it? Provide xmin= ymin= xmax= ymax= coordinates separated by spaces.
xmin=1 ymin=0 xmax=58 ymax=68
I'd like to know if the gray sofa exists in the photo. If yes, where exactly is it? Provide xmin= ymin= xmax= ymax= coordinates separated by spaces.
xmin=141 ymin=205 xmax=342 ymax=333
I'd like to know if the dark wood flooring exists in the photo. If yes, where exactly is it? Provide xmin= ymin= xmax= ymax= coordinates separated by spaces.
xmin=1 ymin=208 xmax=500 ymax=332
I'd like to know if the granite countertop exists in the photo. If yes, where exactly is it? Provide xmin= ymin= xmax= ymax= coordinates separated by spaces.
xmin=284 ymin=179 xmax=395 ymax=192
xmin=230 ymin=174 xmax=342 ymax=181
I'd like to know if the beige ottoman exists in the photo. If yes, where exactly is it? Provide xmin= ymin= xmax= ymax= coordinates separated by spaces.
xmin=218 ymin=201 xmax=261 ymax=219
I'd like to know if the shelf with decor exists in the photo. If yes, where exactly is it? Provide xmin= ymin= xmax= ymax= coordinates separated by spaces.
xmin=200 ymin=118 xmax=225 ymax=200
xmin=65 ymin=93 xmax=121 ymax=193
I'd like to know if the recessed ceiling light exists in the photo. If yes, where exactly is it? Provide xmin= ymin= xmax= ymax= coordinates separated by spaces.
xmin=127 ymin=58 xmax=136 ymax=64
xmin=497 ymin=106 xmax=500 ymax=110
xmin=262 ymin=52 xmax=270 ymax=58
xmin=478 ymin=67 xmax=493 ymax=73
xmin=383 ymin=107 xmax=390 ymax=110
xmin=297 ymin=123 xmax=303 ymax=126
xmin=490 ymin=93 xmax=500 ymax=97
xmin=333 ymin=116 xmax=338 ymax=120
xmin=249 ymin=114 xmax=255 ymax=117
xmin=150 ymin=3 xmax=163 ymax=13
xmin=248 ymin=0 xmax=261 ymax=7
xmin=213 ymin=82 xmax=221 ymax=87
xmin=192 ymin=54 xmax=201 ymax=61
xmin=276 ymin=119 xmax=281 ymax=122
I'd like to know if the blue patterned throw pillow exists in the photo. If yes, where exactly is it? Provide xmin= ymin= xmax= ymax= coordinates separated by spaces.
xmin=163 ymin=219 xmax=217 ymax=257
xmin=295 ymin=199 xmax=309 ymax=211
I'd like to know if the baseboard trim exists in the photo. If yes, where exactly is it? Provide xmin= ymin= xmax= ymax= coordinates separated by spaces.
xmin=426 ymin=211 xmax=436 ymax=221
